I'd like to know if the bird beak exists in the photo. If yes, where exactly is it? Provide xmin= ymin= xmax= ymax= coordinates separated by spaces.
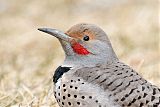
xmin=38 ymin=28 xmax=73 ymax=42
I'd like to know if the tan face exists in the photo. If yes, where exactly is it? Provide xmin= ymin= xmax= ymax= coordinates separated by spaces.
xmin=65 ymin=28 xmax=95 ymax=55
xmin=65 ymin=30 xmax=95 ymax=43
xmin=63 ymin=23 xmax=111 ymax=55
xmin=65 ymin=25 xmax=96 ymax=41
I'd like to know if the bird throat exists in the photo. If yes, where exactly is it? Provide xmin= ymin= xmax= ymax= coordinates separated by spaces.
xmin=71 ymin=42 xmax=90 ymax=55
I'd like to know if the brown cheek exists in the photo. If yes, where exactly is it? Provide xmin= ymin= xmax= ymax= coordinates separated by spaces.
xmin=83 ymin=32 xmax=95 ymax=40
xmin=65 ymin=32 xmax=82 ymax=39
xmin=66 ymin=31 xmax=95 ymax=40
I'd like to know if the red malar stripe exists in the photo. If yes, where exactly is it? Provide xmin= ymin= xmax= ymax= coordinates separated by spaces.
xmin=72 ymin=43 xmax=90 ymax=55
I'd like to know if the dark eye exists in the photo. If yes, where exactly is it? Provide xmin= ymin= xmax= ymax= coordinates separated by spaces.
xmin=83 ymin=35 xmax=90 ymax=41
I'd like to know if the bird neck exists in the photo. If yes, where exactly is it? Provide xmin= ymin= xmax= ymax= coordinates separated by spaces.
xmin=62 ymin=51 xmax=118 ymax=68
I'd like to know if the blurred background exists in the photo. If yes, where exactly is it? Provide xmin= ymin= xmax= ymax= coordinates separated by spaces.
xmin=0 ymin=0 xmax=159 ymax=106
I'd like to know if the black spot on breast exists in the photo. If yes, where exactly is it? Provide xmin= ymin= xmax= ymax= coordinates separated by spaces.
xmin=131 ymin=98 xmax=137 ymax=103
xmin=153 ymin=88 xmax=156 ymax=95
xmin=74 ymin=95 xmax=77 ymax=98
xmin=142 ymin=86 xmax=145 ymax=91
xmin=77 ymin=102 xmax=80 ymax=105
xmin=68 ymin=94 xmax=71 ymax=97
xmin=81 ymin=96 xmax=85 ymax=99
xmin=146 ymin=100 xmax=149 ymax=104
xmin=143 ymin=93 xmax=148 ymax=98
xmin=63 ymin=89 xmax=66 ymax=92
xmin=63 ymin=84 xmax=66 ymax=87
xmin=62 ymin=102 xmax=64 ymax=105
xmin=138 ymin=96 xmax=141 ymax=100
xmin=68 ymin=102 xmax=71 ymax=105
xmin=139 ymin=103 xmax=144 ymax=107
xmin=89 ymin=96 xmax=92 ymax=99
xmin=70 ymin=85 xmax=73 ymax=88
xmin=53 ymin=66 xmax=71 ymax=83
xmin=121 ymin=97 xmax=125 ymax=101
xmin=63 ymin=96 xmax=65 ymax=100
xmin=75 ymin=87 xmax=78 ymax=89
xmin=95 ymin=100 xmax=98 ymax=103
xmin=151 ymin=96 xmax=155 ymax=101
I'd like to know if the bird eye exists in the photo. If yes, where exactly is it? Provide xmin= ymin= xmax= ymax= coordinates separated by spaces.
xmin=83 ymin=35 xmax=90 ymax=41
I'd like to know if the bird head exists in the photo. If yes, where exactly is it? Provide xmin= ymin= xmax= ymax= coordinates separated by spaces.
xmin=38 ymin=23 xmax=118 ymax=67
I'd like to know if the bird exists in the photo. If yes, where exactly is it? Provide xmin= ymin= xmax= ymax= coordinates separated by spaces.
xmin=38 ymin=23 xmax=160 ymax=107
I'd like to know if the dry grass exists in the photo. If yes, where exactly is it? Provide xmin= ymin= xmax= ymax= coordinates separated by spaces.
xmin=0 ymin=0 xmax=159 ymax=107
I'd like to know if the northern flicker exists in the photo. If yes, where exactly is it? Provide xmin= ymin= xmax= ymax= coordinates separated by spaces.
xmin=38 ymin=23 xmax=160 ymax=107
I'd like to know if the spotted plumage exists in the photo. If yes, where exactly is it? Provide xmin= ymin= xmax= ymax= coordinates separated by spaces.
xmin=54 ymin=61 xmax=160 ymax=107
xmin=38 ymin=23 xmax=160 ymax=107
